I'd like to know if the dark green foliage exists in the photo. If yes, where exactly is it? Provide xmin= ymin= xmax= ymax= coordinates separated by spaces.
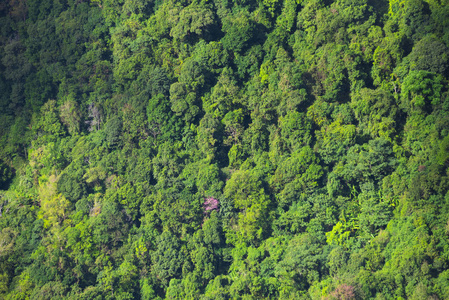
xmin=57 ymin=171 xmax=86 ymax=203
xmin=0 ymin=0 xmax=448 ymax=298
xmin=408 ymin=35 xmax=449 ymax=74
xmin=0 ymin=161 xmax=12 ymax=189
xmin=151 ymin=231 xmax=187 ymax=287
xmin=221 ymin=10 xmax=256 ymax=53
xmin=148 ymin=67 xmax=171 ymax=97
xmin=147 ymin=94 xmax=182 ymax=143
xmin=104 ymin=116 xmax=123 ymax=148
xmin=24 ymin=70 xmax=55 ymax=113
xmin=342 ymin=138 xmax=398 ymax=184
xmin=276 ymin=233 xmax=327 ymax=290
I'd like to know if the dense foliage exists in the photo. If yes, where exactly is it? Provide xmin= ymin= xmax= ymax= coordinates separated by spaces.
xmin=0 ymin=0 xmax=449 ymax=298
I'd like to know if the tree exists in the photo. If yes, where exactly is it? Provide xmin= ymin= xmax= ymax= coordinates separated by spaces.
xmin=169 ymin=59 xmax=205 ymax=123
xmin=315 ymin=120 xmax=356 ymax=165
xmin=0 ymin=161 xmax=12 ymax=189
xmin=223 ymin=170 xmax=271 ymax=243
xmin=401 ymin=70 xmax=444 ymax=114
xmin=151 ymin=231 xmax=186 ymax=287
xmin=275 ymin=233 xmax=326 ymax=292
xmin=59 ymin=97 xmax=81 ymax=136
xmin=38 ymin=174 xmax=72 ymax=228
xmin=351 ymin=87 xmax=397 ymax=140
xmin=57 ymin=171 xmax=86 ymax=203
xmin=221 ymin=10 xmax=256 ymax=53
xmin=104 ymin=116 xmax=122 ymax=148
xmin=170 ymin=4 xmax=216 ymax=43
xmin=278 ymin=111 xmax=312 ymax=152
xmin=270 ymin=146 xmax=323 ymax=208
xmin=408 ymin=35 xmax=448 ymax=74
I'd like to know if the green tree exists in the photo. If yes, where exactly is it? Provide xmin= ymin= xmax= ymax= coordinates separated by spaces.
xmin=170 ymin=3 xmax=216 ymax=43
xmin=59 ymin=97 xmax=81 ymax=136
xmin=224 ymin=170 xmax=271 ymax=243
xmin=151 ymin=231 xmax=187 ymax=287
xmin=221 ymin=10 xmax=256 ymax=53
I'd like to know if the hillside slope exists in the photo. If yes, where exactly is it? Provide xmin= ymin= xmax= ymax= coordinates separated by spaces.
xmin=0 ymin=0 xmax=449 ymax=298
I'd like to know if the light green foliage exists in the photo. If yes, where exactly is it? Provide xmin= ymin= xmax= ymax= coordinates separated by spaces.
xmin=105 ymin=181 xmax=145 ymax=221
xmin=276 ymin=0 xmax=299 ymax=33
xmin=59 ymin=97 xmax=81 ymax=136
xmin=203 ymin=275 xmax=230 ymax=299
xmin=224 ymin=170 xmax=271 ymax=242
xmin=351 ymin=87 xmax=397 ymax=140
xmin=34 ymin=100 xmax=66 ymax=144
xmin=38 ymin=174 xmax=72 ymax=229
xmin=316 ymin=119 xmax=356 ymax=164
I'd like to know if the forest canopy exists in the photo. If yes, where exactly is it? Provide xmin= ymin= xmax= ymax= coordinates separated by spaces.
xmin=0 ymin=0 xmax=449 ymax=299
